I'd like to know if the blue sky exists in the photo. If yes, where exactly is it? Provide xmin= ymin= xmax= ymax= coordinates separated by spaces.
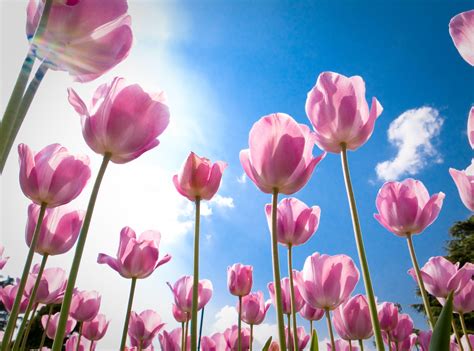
xmin=1 ymin=0 xmax=473 ymax=349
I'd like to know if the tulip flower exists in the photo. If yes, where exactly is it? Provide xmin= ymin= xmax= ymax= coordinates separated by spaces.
xmin=82 ymin=314 xmax=109 ymax=341
xmin=201 ymin=333 xmax=227 ymax=351
xmin=417 ymin=330 xmax=432 ymax=351
xmin=453 ymin=280 xmax=474 ymax=349
xmin=396 ymin=334 xmax=417 ymax=351
xmin=269 ymin=341 xmax=280 ymax=351
xmin=0 ymin=245 xmax=9 ymax=269
xmin=461 ymin=335 xmax=474 ymax=351
xmin=449 ymin=10 xmax=474 ymax=66
xmin=42 ymin=312 xmax=77 ymax=340
xmin=0 ymin=283 xmax=28 ymax=313
xmin=268 ymin=275 xmax=305 ymax=316
xmin=25 ymin=266 xmax=67 ymax=305
xmin=65 ymin=332 xmax=95 ymax=351
xmin=239 ymin=291 xmax=271 ymax=350
xmin=172 ymin=303 xmax=190 ymax=323
xmin=200 ymin=336 xmax=216 ymax=351
xmin=128 ymin=310 xmax=165 ymax=349
xmin=450 ymin=160 xmax=474 ymax=212
xmin=159 ymin=328 xmax=187 ymax=351
xmin=390 ymin=313 xmax=414 ymax=344
xmin=333 ymin=294 xmax=374 ymax=343
xmin=224 ymin=325 xmax=251 ymax=351
xmin=327 ymin=339 xmax=359 ymax=351
xmin=377 ymin=302 xmax=399 ymax=332
xmin=469 ymin=107 xmax=474 ymax=149
xmin=285 ymin=326 xmax=310 ymax=351
xmin=299 ymin=302 xmax=324 ymax=334
xmin=70 ymin=290 xmax=101 ymax=322
xmin=167 ymin=276 xmax=213 ymax=313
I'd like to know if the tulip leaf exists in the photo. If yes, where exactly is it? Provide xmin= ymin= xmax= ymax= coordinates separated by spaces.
xmin=262 ymin=336 xmax=272 ymax=351
xmin=310 ymin=329 xmax=319 ymax=351
xmin=429 ymin=291 xmax=453 ymax=351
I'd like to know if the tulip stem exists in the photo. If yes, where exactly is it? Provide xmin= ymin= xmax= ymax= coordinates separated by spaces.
xmin=89 ymin=341 xmax=95 ymax=351
xmin=181 ymin=322 xmax=185 ymax=351
xmin=460 ymin=314 xmax=473 ymax=351
xmin=20 ymin=302 xmax=38 ymax=351
xmin=287 ymin=314 xmax=292 ymax=351
xmin=405 ymin=234 xmax=435 ymax=329
xmin=358 ymin=339 xmax=365 ymax=351
xmin=387 ymin=335 xmax=392 ymax=351
xmin=340 ymin=145 xmax=385 ymax=351
xmin=310 ymin=321 xmax=313 ymax=336
xmin=238 ymin=296 xmax=242 ymax=351
xmin=250 ymin=324 xmax=253 ymax=351
xmin=184 ymin=320 xmax=189 ymax=351
xmin=325 ymin=309 xmax=335 ymax=351
xmin=191 ymin=197 xmax=201 ymax=351
xmin=51 ymin=153 xmax=111 ymax=351
xmin=287 ymin=245 xmax=299 ymax=351
xmin=12 ymin=254 xmax=49 ymax=351
xmin=2 ymin=202 xmax=46 ymax=351
xmin=77 ymin=322 xmax=83 ymax=350
xmin=120 ymin=278 xmax=137 ymax=351
xmin=271 ymin=188 xmax=287 ymax=351
xmin=349 ymin=340 xmax=353 ymax=351
xmin=39 ymin=305 xmax=53 ymax=350
xmin=198 ymin=307 xmax=204 ymax=351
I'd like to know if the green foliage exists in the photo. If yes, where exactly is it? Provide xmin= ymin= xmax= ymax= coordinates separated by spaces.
xmin=310 ymin=329 xmax=319 ymax=351
xmin=429 ymin=292 xmax=453 ymax=351
xmin=262 ymin=336 xmax=273 ymax=351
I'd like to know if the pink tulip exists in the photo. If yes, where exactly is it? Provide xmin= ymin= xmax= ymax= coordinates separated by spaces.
xmin=171 ymin=303 xmax=190 ymax=323
xmin=285 ymin=326 xmax=310 ymax=351
xmin=26 ymin=0 xmax=132 ymax=82
xmin=469 ymin=107 xmax=474 ymax=148
xmin=408 ymin=256 xmax=474 ymax=298
xmin=268 ymin=272 xmax=304 ymax=315
xmin=417 ymin=330 xmax=432 ymax=351
xmin=299 ymin=302 xmax=324 ymax=321
xmin=97 ymin=226 xmax=171 ymax=279
xmin=264 ymin=197 xmax=321 ymax=247
xmin=65 ymin=332 xmax=95 ymax=351
xmin=0 ymin=245 xmax=9 ymax=269
xmin=268 ymin=341 xmax=280 ymax=351
xmin=374 ymin=179 xmax=445 ymax=237
xmin=159 ymin=328 xmax=186 ymax=351
xmin=173 ymin=152 xmax=227 ymax=201
xmin=305 ymin=71 xmax=383 ymax=153
xmin=333 ymin=294 xmax=373 ymax=341
xmin=450 ymin=160 xmax=474 ymax=212
xmin=200 ymin=336 xmax=216 ymax=351
xmin=240 ymin=113 xmax=326 ymax=195
xmin=128 ymin=309 xmax=165 ymax=348
xmin=167 ymin=275 xmax=213 ymax=313
xmin=461 ymin=335 xmax=474 ymax=350
xmin=18 ymin=143 xmax=91 ymax=207
xmin=389 ymin=313 xmax=413 ymax=343
xmin=396 ymin=334 xmax=417 ymax=351
xmin=377 ymin=302 xmax=399 ymax=332
xmin=68 ymin=77 xmax=170 ymax=164
xmin=327 ymin=339 xmax=359 ymax=351
xmin=227 ymin=263 xmax=253 ymax=297
xmin=295 ymin=252 xmax=359 ymax=310
xmin=124 ymin=347 xmax=154 ymax=351
xmin=224 ymin=325 xmax=251 ymax=351
xmin=42 ymin=312 xmax=77 ymax=339
xmin=0 ymin=283 xmax=28 ymax=313
xmin=239 ymin=291 xmax=270 ymax=325
xmin=449 ymin=10 xmax=474 ymax=66
xmin=25 ymin=203 xmax=84 ymax=256
xmin=82 ymin=313 xmax=109 ymax=341
xmin=25 ymin=266 xmax=67 ymax=304
xmin=453 ymin=279 xmax=474 ymax=314
xmin=70 ymin=290 xmax=101 ymax=322
xmin=201 ymin=333 xmax=227 ymax=351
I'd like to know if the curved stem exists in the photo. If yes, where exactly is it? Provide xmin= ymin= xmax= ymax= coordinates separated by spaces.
xmin=191 ymin=197 xmax=201 ymax=351
xmin=19 ymin=303 xmax=38 ymax=351
xmin=52 ymin=154 xmax=110 ymax=351
xmin=181 ymin=322 xmax=185 ymax=351
xmin=2 ymin=203 xmax=46 ymax=350
xmin=12 ymin=254 xmax=49 ymax=351
xmin=184 ymin=320 xmax=189 ymax=351
xmin=405 ymin=234 xmax=435 ymax=329
xmin=287 ymin=245 xmax=298 ymax=351
xmin=358 ymin=339 xmax=365 ymax=351
xmin=250 ymin=324 xmax=253 ymax=351
xmin=238 ymin=296 xmax=242 ymax=351
xmin=198 ymin=306 xmax=204 ymax=351
xmin=120 ymin=278 xmax=137 ymax=351
xmin=460 ymin=313 xmax=473 ymax=351
xmin=325 ymin=309 xmax=335 ymax=351
xmin=39 ymin=305 xmax=53 ymax=350
xmin=340 ymin=145 xmax=385 ymax=351
xmin=271 ymin=189 xmax=287 ymax=351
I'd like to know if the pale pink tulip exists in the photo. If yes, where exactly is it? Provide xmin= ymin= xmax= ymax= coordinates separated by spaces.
xmin=389 ymin=313 xmax=413 ymax=343
xmin=449 ymin=10 xmax=474 ymax=66
xmin=327 ymin=339 xmax=359 ymax=351
xmin=82 ymin=313 xmax=109 ymax=341
xmin=0 ymin=245 xmax=9 ymax=269
xmin=26 ymin=0 xmax=132 ymax=82
xmin=98 ymin=226 xmax=171 ymax=279
xmin=224 ymin=325 xmax=251 ymax=351
xmin=396 ymin=334 xmax=417 ymax=351
xmin=227 ymin=263 xmax=253 ymax=297
xmin=333 ymin=294 xmax=373 ymax=341
xmin=128 ymin=309 xmax=165 ymax=349
xmin=173 ymin=152 xmax=227 ymax=201
xmin=306 ymin=71 xmax=383 ymax=153
xmin=25 ymin=266 xmax=67 ymax=304
xmin=25 ymin=203 xmax=83 ymax=255
xmin=68 ymin=77 xmax=169 ymax=163
xmin=0 ymin=283 xmax=28 ymax=313
xmin=65 ymin=332 xmax=95 ymax=351
xmin=450 ymin=160 xmax=474 ymax=212
xmin=268 ymin=272 xmax=304 ymax=315
xmin=377 ymin=302 xmax=399 ymax=332
xmin=70 ymin=290 xmax=101 ymax=322
xmin=124 ymin=347 xmax=154 ymax=351
xmin=374 ymin=179 xmax=445 ymax=237
xmin=299 ymin=302 xmax=324 ymax=321
xmin=200 ymin=336 xmax=216 ymax=351
xmin=171 ymin=303 xmax=190 ymax=323
xmin=42 ymin=312 xmax=76 ymax=339
xmin=461 ymin=335 xmax=474 ymax=350
xmin=285 ymin=326 xmax=310 ymax=350
xmin=417 ymin=330 xmax=432 ymax=351
xmin=18 ymin=143 xmax=91 ymax=207
xmin=239 ymin=291 xmax=270 ymax=325
xmin=201 ymin=333 xmax=227 ymax=351
xmin=167 ymin=275 xmax=213 ymax=313
xmin=295 ymin=253 xmax=359 ymax=310
xmin=453 ymin=279 xmax=474 ymax=314
xmin=240 ymin=113 xmax=325 ymax=195
xmin=264 ymin=197 xmax=321 ymax=247
xmin=159 ymin=328 xmax=186 ymax=351
xmin=469 ymin=107 xmax=474 ymax=148
xmin=408 ymin=256 xmax=474 ymax=298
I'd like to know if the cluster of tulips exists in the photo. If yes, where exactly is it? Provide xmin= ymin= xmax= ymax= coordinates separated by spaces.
xmin=0 ymin=0 xmax=473 ymax=350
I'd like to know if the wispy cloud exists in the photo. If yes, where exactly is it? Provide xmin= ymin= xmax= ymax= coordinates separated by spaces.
xmin=237 ymin=173 xmax=247 ymax=184
xmin=375 ymin=107 xmax=443 ymax=181
xmin=210 ymin=194 xmax=235 ymax=209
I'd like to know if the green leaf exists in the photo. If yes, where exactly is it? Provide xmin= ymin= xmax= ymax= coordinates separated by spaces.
xmin=262 ymin=336 xmax=272 ymax=351
xmin=310 ymin=329 xmax=319 ymax=351
xmin=429 ymin=291 xmax=453 ymax=351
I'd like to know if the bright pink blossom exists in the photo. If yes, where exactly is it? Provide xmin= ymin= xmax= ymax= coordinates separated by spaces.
xmin=159 ymin=328 xmax=187 ymax=351
xmin=450 ymin=160 xmax=474 ymax=212
xmin=18 ymin=143 xmax=91 ymax=207
xmin=238 ymin=291 xmax=270 ymax=325
xmin=453 ymin=279 xmax=474 ymax=314
xmin=25 ymin=266 xmax=67 ymax=304
xmin=469 ymin=107 xmax=474 ymax=148
xmin=306 ymin=71 xmax=383 ymax=153
xmin=265 ymin=197 xmax=321 ymax=247
xmin=268 ymin=272 xmax=304 ymax=315
xmin=299 ymin=302 xmax=324 ymax=322
xmin=449 ymin=10 xmax=474 ymax=66
xmin=68 ymin=77 xmax=169 ymax=164
xmin=374 ymin=179 xmax=445 ymax=237
xmin=333 ymin=294 xmax=373 ymax=341
xmin=42 ymin=312 xmax=76 ymax=339
xmin=201 ymin=333 xmax=227 ymax=351
xmin=173 ymin=152 xmax=227 ymax=201
xmin=224 ymin=325 xmax=251 ymax=351
xmin=82 ymin=313 xmax=109 ymax=341
xmin=240 ymin=113 xmax=325 ymax=195
xmin=285 ymin=326 xmax=310 ymax=351
xmin=227 ymin=263 xmax=253 ymax=297
xmin=65 ymin=332 xmax=95 ymax=351
xmin=417 ymin=330 xmax=432 ymax=351
xmin=377 ymin=302 xmax=399 ymax=332
xmin=389 ymin=313 xmax=413 ymax=343
xmin=327 ymin=339 xmax=359 ymax=351
xmin=98 ymin=226 xmax=171 ymax=279
xmin=0 ymin=245 xmax=9 ymax=269
xmin=171 ymin=303 xmax=190 ymax=323
xmin=128 ymin=309 xmax=165 ymax=349
xmin=0 ymin=283 xmax=28 ymax=313
xmin=396 ymin=334 xmax=417 ymax=351
xmin=167 ymin=275 xmax=213 ymax=313
xmin=70 ymin=289 xmax=101 ymax=322
xmin=26 ymin=0 xmax=132 ymax=82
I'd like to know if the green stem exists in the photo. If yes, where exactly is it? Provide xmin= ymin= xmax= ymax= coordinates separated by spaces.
xmin=120 ymin=278 xmax=137 ymax=351
xmin=310 ymin=320 xmax=313 ymax=336
xmin=184 ymin=320 xmax=189 ymax=351
xmin=238 ymin=296 xmax=242 ymax=351
xmin=387 ymin=334 xmax=392 ymax=351
xmin=190 ymin=198 xmax=201 ymax=350
xmin=271 ymin=189 xmax=287 ymax=351
xmin=19 ymin=303 xmax=38 ymax=351
xmin=340 ymin=145 xmax=385 ymax=351
xmin=250 ymin=324 xmax=253 ymax=351
xmin=2 ymin=203 xmax=46 ymax=351
xmin=287 ymin=314 xmax=292 ymax=351
xmin=460 ymin=314 xmax=473 ymax=351
xmin=89 ymin=341 xmax=95 ymax=351
xmin=12 ymin=254 xmax=49 ymax=351
xmin=51 ymin=153 xmax=111 ymax=351
xmin=181 ymin=322 xmax=185 ymax=351
xmin=198 ymin=307 xmax=204 ymax=351
xmin=77 ymin=322 xmax=83 ymax=350
xmin=287 ymin=245 xmax=299 ymax=351
xmin=358 ymin=339 xmax=365 ymax=351
xmin=325 ymin=309 xmax=335 ymax=351
xmin=349 ymin=340 xmax=353 ymax=351
xmin=405 ymin=234 xmax=435 ymax=329
xmin=39 ymin=305 xmax=53 ymax=350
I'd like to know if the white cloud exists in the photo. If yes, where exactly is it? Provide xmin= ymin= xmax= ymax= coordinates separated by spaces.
xmin=375 ymin=107 xmax=443 ymax=181
xmin=210 ymin=194 xmax=235 ymax=209
xmin=237 ymin=173 xmax=247 ymax=184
